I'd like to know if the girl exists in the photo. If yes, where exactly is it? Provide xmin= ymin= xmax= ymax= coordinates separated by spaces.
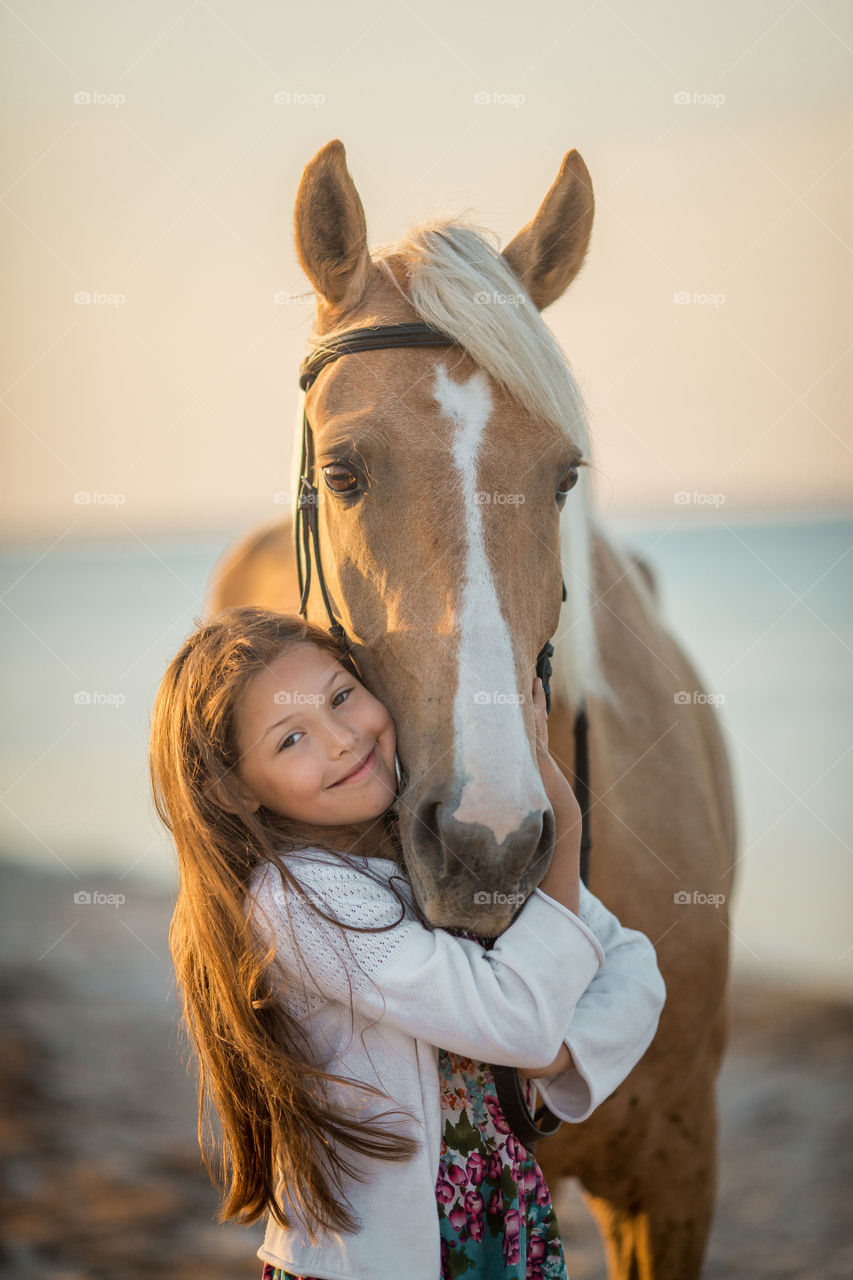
xmin=149 ymin=606 xmax=665 ymax=1280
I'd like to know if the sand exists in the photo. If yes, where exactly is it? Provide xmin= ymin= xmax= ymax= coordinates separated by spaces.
xmin=0 ymin=861 xmax=850 ymax=1279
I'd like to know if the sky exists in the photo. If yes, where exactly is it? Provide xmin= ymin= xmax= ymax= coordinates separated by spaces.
xmin=2 ymin=0 xmax=851 ymax=544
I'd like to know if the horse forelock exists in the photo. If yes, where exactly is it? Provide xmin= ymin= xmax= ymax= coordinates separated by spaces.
xmin=307 ymin=216 xmax=591 ymax=454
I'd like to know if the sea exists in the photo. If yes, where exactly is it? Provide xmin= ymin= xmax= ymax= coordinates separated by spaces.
xmin=1 ymin=514 xmax=851 ymax=999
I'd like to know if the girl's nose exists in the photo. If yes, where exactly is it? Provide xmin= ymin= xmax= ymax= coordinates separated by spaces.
xmin=322 ymin=716 xmax=359 ymax=755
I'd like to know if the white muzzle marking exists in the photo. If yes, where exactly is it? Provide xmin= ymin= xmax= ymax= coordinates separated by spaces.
xmin=433 ymin=364 xmax=548 ymax=844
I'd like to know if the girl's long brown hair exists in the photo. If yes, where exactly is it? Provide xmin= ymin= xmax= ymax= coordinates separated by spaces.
xmin=148 ymin=606 xmax=420 ymax=1242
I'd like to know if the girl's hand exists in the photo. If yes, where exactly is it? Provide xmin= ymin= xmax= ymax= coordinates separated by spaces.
xmin=532 ymin=676 xmax=582 ymax=915
xmin=517 ymin=1042 xmax=575 ymax=1080
xmin=532 ymin=677 xmax=582 ymax=827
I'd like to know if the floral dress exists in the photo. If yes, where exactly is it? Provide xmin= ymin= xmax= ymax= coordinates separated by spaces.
xmin=262 ymin=931 xmax=567 ymax=1280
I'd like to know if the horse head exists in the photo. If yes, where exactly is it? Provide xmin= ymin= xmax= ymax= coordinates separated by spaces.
xmin=293 ymin=139 xmax=602 ymax=931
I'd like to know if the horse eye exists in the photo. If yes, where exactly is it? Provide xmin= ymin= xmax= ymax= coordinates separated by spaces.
xmin=556 ymin=465 xmax=579 ymax=503
xmin=322 ymin=464 xmax=361 ymax=495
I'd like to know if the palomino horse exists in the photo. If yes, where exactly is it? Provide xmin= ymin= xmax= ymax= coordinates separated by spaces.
xmin=206 ymin=140 xmax=737 ymax=1279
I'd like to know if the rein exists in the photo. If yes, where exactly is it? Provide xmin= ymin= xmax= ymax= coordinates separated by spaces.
xmin=296 ymin=321 xmax=592 ymax=1151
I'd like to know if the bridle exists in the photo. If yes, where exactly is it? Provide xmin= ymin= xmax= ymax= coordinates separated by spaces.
xmin=296 ymin=321 xmax=592 ymax=1150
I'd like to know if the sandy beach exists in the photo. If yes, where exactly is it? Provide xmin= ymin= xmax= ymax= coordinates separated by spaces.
xmin=1 ymin=860 xmax=850 ymax=1280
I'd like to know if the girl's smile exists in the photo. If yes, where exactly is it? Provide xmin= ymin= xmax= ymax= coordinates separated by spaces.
xmin=231 ymin=642 xmax=398 ymax=839
xmin=327 ymin=744 xmax=378 ymax=787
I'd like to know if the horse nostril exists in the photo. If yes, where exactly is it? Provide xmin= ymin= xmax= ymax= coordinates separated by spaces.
xmin=531 ymin=807 xmax=556 ymax=878
xmin=413 ymin=797 xmax=443 ymax=858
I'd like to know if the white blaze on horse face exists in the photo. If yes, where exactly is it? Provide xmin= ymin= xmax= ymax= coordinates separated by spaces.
xmin=433 ymin=365 xmax=549 ymax=844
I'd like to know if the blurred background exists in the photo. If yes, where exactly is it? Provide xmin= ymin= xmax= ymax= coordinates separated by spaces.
xmin=1 ymin=1 xmax=851 ymax=1276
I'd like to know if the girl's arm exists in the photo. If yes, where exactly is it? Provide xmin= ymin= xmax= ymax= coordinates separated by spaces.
xmin=248 ymin=852 xmax=606 ymax=1073
xmin=514 ymin=679 xmax=666 ymax=1097
xmin=518 ymin=675 xmax=585 ymax=1077
xmin=517 ymin=881 xmax=666 ymax=1117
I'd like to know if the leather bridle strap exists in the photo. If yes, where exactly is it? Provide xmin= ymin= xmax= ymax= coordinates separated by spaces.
xmin=298 ymin=321 xmax=460 ymax=390
xmin=294 ymin=321 xmax=592 ymax=1151
xmin=296 ymin=324 xmax=462 ymax=680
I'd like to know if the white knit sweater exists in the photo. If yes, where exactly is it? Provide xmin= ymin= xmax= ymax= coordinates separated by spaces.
xmin=247 ymin=848 xmax=666 ymax=1280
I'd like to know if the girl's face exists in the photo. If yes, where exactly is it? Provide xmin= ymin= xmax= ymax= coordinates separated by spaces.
xmin=232 ymin=642 xmax=398 ymax=831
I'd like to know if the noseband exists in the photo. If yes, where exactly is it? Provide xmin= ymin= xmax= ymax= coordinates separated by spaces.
xmin=296 ymin=321 xmax=592 ymax=1150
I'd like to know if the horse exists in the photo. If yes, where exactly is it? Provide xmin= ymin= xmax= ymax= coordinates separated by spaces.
xmin=205 ymin=139 xmax=737 ymax=1279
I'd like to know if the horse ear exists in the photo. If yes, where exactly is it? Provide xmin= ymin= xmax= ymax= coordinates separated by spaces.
xmin=294 ymin=139 xmax=372 ymax=316
xmin=501 ymin=149 xmax=594 ymax=311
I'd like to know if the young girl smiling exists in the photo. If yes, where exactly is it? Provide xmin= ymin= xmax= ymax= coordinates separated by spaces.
xmin=149 ymin=606 xmax=665 ymax=1280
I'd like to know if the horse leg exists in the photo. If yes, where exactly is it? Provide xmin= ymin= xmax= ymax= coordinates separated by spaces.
xmin=577 ymin=1074 xmax=720 ymax=1280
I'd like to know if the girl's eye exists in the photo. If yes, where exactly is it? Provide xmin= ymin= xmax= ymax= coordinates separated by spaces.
xmin=276 ymin=687 xmax=351 ymax=751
